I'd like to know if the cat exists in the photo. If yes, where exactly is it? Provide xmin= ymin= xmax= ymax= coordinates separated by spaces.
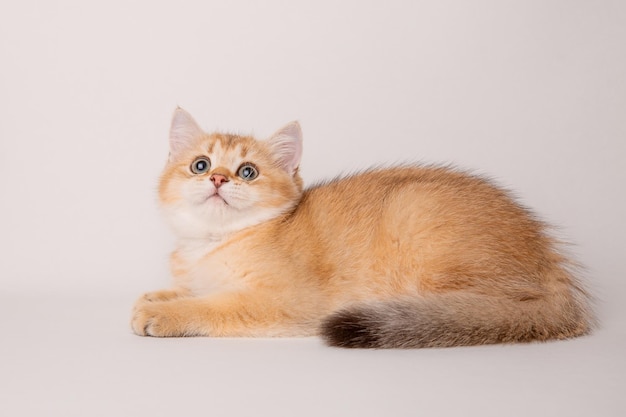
xmin=131 ymin=107 xmax=594 ymax=348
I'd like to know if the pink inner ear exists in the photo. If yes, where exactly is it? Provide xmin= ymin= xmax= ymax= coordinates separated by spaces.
xmin=267 ymin=122 xmax=303 ymax=174
xmin=169 ymin=108 xmax=204 ymax=158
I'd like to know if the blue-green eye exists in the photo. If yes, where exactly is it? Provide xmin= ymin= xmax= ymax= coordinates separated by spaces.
xmin=238 ymin=163 xmax=258 ymax=181
xmin=191 ymin=157 xmax=211 ymax=174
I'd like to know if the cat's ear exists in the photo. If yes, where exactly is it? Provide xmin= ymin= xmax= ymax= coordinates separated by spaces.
xmin=266 ymin=121 xmax=303 ymax=174
xmin=169 ymin=107 xmax=204 ymax=159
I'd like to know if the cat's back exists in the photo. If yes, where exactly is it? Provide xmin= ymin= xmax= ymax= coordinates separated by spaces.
xmin=292 ymin=165 xmax=526 ymax=227
xmin=280 ymin=165 xmax=551 ymax=291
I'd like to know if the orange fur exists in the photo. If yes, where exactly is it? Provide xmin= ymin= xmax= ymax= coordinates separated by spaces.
xmin=131 ymin=109 xmax=593 ymax=348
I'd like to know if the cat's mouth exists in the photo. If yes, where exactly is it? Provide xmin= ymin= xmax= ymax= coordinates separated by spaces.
xmin=206 ymin=192 xmax=229 ymax=205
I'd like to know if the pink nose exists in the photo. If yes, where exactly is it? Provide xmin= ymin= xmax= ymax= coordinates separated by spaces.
xmin=210 ymin=174 xmax=229 ymax=188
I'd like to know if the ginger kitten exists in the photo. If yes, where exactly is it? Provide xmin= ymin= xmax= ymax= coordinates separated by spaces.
xmin=131 ymin=108 xmax=593 ymax=348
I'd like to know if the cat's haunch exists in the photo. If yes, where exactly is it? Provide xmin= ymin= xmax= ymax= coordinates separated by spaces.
xmin=131 ymin=108 xmax=593 ymax=348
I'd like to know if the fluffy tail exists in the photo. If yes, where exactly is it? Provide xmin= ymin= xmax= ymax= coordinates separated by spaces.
xmin=320 ymin=289 xmax=594 ymax=349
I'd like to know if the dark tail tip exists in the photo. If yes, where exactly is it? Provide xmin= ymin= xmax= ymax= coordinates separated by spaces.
xmin=320 ymin=309 xmax=382 ymax=348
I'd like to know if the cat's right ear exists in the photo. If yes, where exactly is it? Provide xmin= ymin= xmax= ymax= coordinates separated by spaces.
xmin=266 ymin=121 xmax=303 ymax=175
xmin=169 ymin=107 xmax=204 ymax=160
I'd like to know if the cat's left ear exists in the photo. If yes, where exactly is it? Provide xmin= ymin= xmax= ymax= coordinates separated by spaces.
xmin=266 ymin=121 xmax=303 ymax=175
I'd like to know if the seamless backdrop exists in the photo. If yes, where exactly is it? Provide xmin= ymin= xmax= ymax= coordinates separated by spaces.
xmin=1 ymin=1 xmax=625 ymax=416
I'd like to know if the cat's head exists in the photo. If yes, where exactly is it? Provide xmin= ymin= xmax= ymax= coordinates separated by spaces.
xmin=159 ymin=108 xmax=303 ymax=239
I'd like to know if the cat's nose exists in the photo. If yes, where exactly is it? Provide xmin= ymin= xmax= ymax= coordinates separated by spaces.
xmin=210 ymin=174 xmax=229 ymax=188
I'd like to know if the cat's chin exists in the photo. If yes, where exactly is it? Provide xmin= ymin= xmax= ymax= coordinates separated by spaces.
xmin=162 ymin=201 xmax=295 ymax=241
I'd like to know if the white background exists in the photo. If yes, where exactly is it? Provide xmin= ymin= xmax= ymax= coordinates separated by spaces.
xmin=1 ymin=1 xmax=625 ymax=416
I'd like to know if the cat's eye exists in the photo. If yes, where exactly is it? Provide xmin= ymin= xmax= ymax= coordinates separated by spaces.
xmin=190 ymin=157 xmax=211 ymax=174
xmin=238 ymin=163 xmax=259 ymax=181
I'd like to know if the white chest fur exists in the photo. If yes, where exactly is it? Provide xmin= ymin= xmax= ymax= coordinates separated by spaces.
xmin=173 ymin=237 xmax=247 ymax=296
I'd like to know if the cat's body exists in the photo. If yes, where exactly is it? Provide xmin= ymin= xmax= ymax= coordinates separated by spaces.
xmin=131 ymin=108 xmax=593 ymax=348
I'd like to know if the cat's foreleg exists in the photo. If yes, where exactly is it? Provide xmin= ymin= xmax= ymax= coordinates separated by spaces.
xmin=137 ymin=287 xmax=191 ymax=303
xmin=131 ymin=291 xmax=307 ymax=337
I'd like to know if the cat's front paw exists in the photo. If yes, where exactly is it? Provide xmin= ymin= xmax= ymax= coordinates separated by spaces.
xmin=131 ymin=298 xmax=190 ymax=337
